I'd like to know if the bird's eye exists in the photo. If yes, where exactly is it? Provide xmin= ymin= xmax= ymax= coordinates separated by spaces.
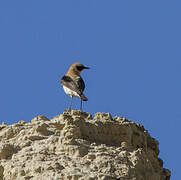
xmin=77 ymin=66 xmax=84 ymax=71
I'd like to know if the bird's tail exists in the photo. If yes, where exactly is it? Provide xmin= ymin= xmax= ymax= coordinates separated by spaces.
xmin=80 ymin=94 xmax=88 ymax=101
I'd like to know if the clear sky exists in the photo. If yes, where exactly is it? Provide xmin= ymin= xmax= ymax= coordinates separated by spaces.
xmin=0 ymin=1 xmax=180 ymax=179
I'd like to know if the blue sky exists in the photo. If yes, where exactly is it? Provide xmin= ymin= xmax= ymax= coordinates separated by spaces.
xmin=0 ymin=1 xmax=180 ymax=179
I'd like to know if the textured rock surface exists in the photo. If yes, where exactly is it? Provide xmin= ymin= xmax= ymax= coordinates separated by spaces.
xmin=0 ymin=110 xmax=171 ymax=180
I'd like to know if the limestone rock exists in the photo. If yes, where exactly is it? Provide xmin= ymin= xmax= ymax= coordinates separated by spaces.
xmin=0 ymin=111 xmax=171 ymax=180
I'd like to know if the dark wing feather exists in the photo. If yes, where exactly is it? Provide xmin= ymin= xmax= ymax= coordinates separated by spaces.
xmin=61 ymin=75 xmax=85 ymax=95
xmin=76 ymin=76 xmax=85 ymax=94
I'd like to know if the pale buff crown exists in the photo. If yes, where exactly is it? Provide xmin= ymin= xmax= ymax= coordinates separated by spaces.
xmin=66 ymin=62 xmax=88 ymax=78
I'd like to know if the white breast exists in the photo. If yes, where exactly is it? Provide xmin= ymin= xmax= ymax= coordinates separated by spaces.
xmin=63 ymin=86 xmax=80 ymax=97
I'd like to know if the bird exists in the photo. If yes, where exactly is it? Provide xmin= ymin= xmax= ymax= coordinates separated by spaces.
xmin=61 ymin=62 xmax=90 ymax=111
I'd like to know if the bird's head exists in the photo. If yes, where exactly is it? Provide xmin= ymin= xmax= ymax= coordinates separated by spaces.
xmin=67 ymin=62 xmax=90 ymax=76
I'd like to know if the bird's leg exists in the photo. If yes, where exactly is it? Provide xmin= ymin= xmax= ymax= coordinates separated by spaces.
xmin=80 ymin=99 xmax=83 ymax=111
xmin=69 ymin=96 xmax=73 ymax=111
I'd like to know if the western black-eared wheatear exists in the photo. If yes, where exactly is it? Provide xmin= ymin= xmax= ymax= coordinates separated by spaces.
xmin=61 ymin=62 xmax=89 ymax=111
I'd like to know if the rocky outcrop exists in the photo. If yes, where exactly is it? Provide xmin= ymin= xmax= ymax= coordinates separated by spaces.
xmin=0 ymin=110 xmax=171 ymax=180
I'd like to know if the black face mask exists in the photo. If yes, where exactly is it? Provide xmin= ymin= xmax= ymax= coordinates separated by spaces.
xmin=77 ymin=66 xmax=85 ymax=71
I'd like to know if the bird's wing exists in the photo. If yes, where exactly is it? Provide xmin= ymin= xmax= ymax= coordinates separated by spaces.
xmin=77 ymin=78 xmax=88 ymax=101
xmin=61 ymin=75 xmax=85 ymax=95
xmin=76 ymin=76 xmax=85 ymax=94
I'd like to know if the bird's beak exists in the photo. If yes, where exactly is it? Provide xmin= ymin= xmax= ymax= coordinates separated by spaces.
xmin=84 ymin=66 xmax=90 ymax=69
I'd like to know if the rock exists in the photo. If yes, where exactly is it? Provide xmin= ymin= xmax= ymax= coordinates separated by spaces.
xmin=0 ymin=165 xmax=4 ymax=179
xmin=31 ymin=115 xmax=50 ymax=123
xmin=0 ymin=110 xmax=171 ymax=180
xmin=54 ymin=162 xmax=64 ymax=170
xmin=94 ymin=112 xmax=113 ymax=120
xmin=0 ymin=144 xmax=18 ymax=159
xmin=14 ymin=120 xmax=27 ymax=127
xmin=87 ymin=153 xmax=96 ymax=160
xmin=0 ymin=126 xmax=23 ymax=140
xmin=28 ymin=135 xmax=46 ymax=141
xmin=36 ymin=123 xmax=49 ymax=136
xmin=0 ymin=122 xmax=7 ymax=131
